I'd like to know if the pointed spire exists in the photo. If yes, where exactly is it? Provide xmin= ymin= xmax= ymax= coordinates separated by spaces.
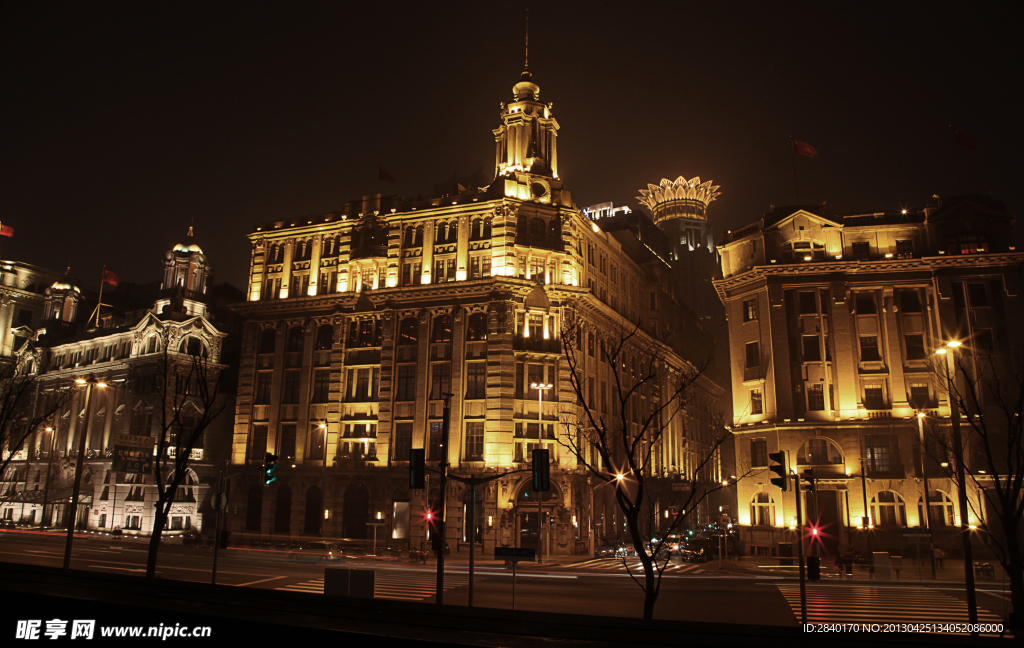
xmin=187 ymin=225 xmax=194 ymax=238
xmin=524 ymin=7 xmax=529 ymax=73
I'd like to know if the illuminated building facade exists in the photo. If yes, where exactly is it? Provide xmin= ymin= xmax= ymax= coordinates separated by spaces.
xmin=0 ymin=260 xmax=64 ymax=362
xmin=0 ymin=231 xmax=237 ymax=537
xmin=715 ymin=196 xmax=1024 ymax=557
xmin=230 ymin=66 xmax=724 ymax=554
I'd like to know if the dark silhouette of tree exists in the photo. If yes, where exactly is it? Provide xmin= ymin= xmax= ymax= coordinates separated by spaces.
xmin=0 ymin=356 xmax=73 ymax=479
xmin=144 ymin=334 xmax=226 ymax=579
xmin=559 ymin=311 xmax=740 ymax=620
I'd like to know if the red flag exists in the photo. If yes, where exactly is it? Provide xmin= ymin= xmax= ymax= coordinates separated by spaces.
xmin=0 ymin=224 xmax=13 ymax=238
xmin=102 ymin=269 xmax=119 ymax=287
xmin=378 ymin=166 xmax=396 ymax=183
xmin=792 ymin=139 xmax=818 ymax=158
xmin=950 ymin=126 xmax=977 ymax=150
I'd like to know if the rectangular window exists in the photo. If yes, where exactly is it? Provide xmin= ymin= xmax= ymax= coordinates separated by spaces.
xmin=866 ymin=435 xmax=895 ymax=473
xmin=307 ymin=426 xmax=325 ymax=461
xmin=798 ymin=291 xmax=817 ymax=315
xmin=909 ymin=383 xmax=930 ymax=409
xmin=860 ymin=336 xmax=881 ymax=361
xmin=482 ymin=256 xmax=491 ymax=277
xmin=279 ymin=424 xmax=297 ymax=460
xmin=807 ymin=384 xmax=825 ymax=411
xmin=745 ymin=341 xmax=760 ymax=368
xmin=248 ymin=425 xmax=268 ymax=462
xmin=465 ymin=422 xmax=484 ymax=461
xmin=855 ymin=293 xmax=876 ymax=314
xmin=802 ymin=335 xmax=821 ymax=362
xmin=900 ymin=290 xmax=922 ymax=313
xmin=750 ymin=439 xmax=768 ymax=468
xmin=895 ymin=239 xmax=914 ymax=259
xmin=311 ymin=370 xmax=330 ymax=403
xmin=864 ymin=383 xmax=885 ymax=410
xmin=395 ymin=365 xmax=416 ymax=401
xmin=851 ymin=241 xmax=870 ymax=261
xmin=904 ymin=334 xmax=926 ymax=360
xmin=515 ymin=362 xmax=525 ymax=398
xmin=968 ymin=283 xmax=988 ymax=308
xmin=743 ymin=299 xmax=757 ymax=322
xmin=356 ymin=368 xmax=370 ymax=400
xmin=470 ymin=256 xmax=480 ymax=278
xmin=429 ymin=364 xmax=451 ymax=400
xmin=282 ymin=371 xmax=300 ymax=404
xmin=750 ymin=389 xmax=763 ymax=415
xmin=392 ymin=423 xmax=413 ymax=462
xmin=254 ymin=372 xmax=272 ymax=405
xmin=465 ymin=363 xmax=486 ymax=399
xmin=428 ymin=422 xmax=443 ymax=461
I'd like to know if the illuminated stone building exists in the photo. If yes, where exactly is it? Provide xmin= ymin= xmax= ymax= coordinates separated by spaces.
xmin=0 ymin=231 xmax=237 ymax=536
xmin=230 ymin=66 xmax=725 ymax=554
xmin=715 ymin=196 xmax=1024 ymax=557
xmin=0 ymin=260 xmax=64 ymax=361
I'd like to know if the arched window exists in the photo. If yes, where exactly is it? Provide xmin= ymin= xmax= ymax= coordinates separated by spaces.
xmin=287 ymin=327 xmax=304 ymax=353
xmin=258 ymin=329 xmax=276 ymax=355
xmin=179 ymin=337 xmax=207 ymax=357
xmin=483 ymin=218 xmax=492 ymax=239
xmin=530 ymin=218 xmax=547 ymax=243
xmin=415 ymin=225 xmax=424 ymax=247
xmin=315 ymin=324 xmax=333 ymax=351
xmin=404 ymin=226 xmax=415 ymax=248
xmin=796 ymin=438 xmax=844 ymax=466
xmin=470 ymin=218 xmax=482 ymax=240
xmin=269 ymin=244 xmax=279 ymax=264
xmin=447 ymin=220 xmax=458 ymax=243
xmin=432 ymin=315 xmax=452 ymax=343
xmin=398 ymin=318 xmax=418 ymax=345
xmin=274 ymin=485 xmax=291 ymax=534
xmin=750 ymin=491 xmax=775 ymax=526
xmin=918 ymin=490 xmax=956 ymax=527
xmin=871 ymin=490 xmax=907 ymax=527
xmin=466 ymin=313 xmax=488 ymax=342
xmin=304 ymin=485 xmax=323 ymax=536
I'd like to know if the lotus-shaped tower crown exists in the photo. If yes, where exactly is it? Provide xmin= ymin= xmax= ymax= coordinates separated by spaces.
xmin=637 ymin=176 xmax=721 ymax=224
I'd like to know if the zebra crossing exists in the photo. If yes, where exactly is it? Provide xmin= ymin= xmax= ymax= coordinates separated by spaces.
xmin=276 ymin=569 xmax=471 ymax=601
xmin=775 ymin=583 xmax=1005 ymax=630
xmin=566 ymin=557 xmax=710 ymax=574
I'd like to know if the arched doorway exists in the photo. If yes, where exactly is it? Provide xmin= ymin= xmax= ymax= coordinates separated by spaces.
xmin=274 ymin=485 xmax=291 ymax=534
xmin=342 ymin=482 xmax=369 ymax=539
xmin=304 ymin=485 xmax=322 ymax=536
xmin=514 ymin=480 xmax=560 ymax=553
xmin=246 ymin=482 xmax=263 ymax=532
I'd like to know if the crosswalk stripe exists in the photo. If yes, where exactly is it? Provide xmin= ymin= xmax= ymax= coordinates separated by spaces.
xmin=275 ymin=571 xmax=473 ymax=601
xmin=775 ymin=584 xmax=1004 ymax=631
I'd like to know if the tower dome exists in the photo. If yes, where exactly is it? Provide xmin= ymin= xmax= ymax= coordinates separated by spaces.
xmin=512 ymin=70 xmax=540 ymax=102
xmin=172 ymin=226 xmax=204 ymax=255
xmin=637 ymin=176 xmax=721 ymax=225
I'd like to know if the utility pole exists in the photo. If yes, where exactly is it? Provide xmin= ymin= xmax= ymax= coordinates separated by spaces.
xmin=795 ymin=470 xmax=807 ymax=626
xmin=211 ymin=467 xmax=225 ymax=585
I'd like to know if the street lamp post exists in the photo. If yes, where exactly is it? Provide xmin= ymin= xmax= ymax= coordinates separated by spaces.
xmin=917 ymin=412 xmax=937 ymax=579
xmin=531 ymin=382 xmax=552 ymax=563
xmin=63 ymin=375 xmax=106 ymax=569
xmin=936 ymin=341 xmax=978 ymax=629
xmin=38 ymin=425 xmax=56 ymax=531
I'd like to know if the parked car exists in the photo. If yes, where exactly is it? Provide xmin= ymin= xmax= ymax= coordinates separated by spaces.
xmin=595 ymin=544 xmax=619 ymax=558
xmin=0 ymin=519 xmax=15 ymax=529
xmin=288 ymin=542 xmax=342 ymax=563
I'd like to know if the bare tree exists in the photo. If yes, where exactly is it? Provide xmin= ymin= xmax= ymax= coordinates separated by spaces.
xmin=927 ymin=346 xmax=1024 ymax=630
xmin=145 ymin=337 xmax=226 ymax=579
xmin=0 ymin=356 xmax=73 ymax=479
xmin=559 ymin=311 xmax=740 ymax=620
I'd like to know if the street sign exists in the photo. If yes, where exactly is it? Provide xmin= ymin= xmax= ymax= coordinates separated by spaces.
xmin=111 ymin=434 xmax=154 ymax=474
xmin=495 ymin=546 xmax=535 ymax=561
xmin=903 ymin=528 xmax=932 ymax=537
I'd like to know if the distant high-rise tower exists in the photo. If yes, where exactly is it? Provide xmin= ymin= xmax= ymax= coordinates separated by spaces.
xmin=638 ymin=176 xmax=722 ymax=328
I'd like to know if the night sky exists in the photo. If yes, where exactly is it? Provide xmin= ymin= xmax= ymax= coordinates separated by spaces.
xmin=2 ymin=2 xmax=1021 ymax=290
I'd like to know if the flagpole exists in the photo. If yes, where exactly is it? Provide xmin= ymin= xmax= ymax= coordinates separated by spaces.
xmin=790 ymin=137 xmax=800 ymax=204
xmin=95 ymin=265 xmax=106 ymax=328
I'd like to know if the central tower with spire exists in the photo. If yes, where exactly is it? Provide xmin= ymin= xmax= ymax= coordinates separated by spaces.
xmin=492 ymin=12 xmax=560 ymax=186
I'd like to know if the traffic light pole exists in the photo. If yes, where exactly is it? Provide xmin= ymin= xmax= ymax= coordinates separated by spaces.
xmin=436 ymin=395 xmax=451 ymax=605
xmin=211 ymin=468 xmax=225 ymax=585
xmin=794 ymin=472 xmax=807 ymax=626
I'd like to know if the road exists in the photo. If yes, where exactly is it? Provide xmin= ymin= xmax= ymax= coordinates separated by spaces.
xmin=0 ymin=529 xmax=1012 ymax=632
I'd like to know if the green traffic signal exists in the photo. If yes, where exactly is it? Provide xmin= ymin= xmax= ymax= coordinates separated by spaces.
xmin=263 ymin=453 xmax=278 ymax=486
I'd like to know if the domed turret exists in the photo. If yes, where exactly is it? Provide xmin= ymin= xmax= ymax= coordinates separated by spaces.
xmin=158 ymin=226 xmax=212 ymax=318
xmin=173 ymin=228 xmax=204 ymax=255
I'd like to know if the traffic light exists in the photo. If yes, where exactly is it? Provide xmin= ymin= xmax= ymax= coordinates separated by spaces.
xmin=768 ymin=451 xmax=788 ymax=491
xmin=532 ymin=448 xmax=550 ymax=491
xmin=409 ymin=448 xmax=425 ymax=489
xmin=801 ymin=468 xmax=816 ymax=493
xmin=262 ymin=453 xmax=278 ymax=486
xmin=218 ymin=529 xmax=231 ymax=550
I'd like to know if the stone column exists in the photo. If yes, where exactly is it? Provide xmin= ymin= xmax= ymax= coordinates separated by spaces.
xmin=421 ymin=222 xmax=435 ymax=284
xmin=280 ymin=240 xmax=294 ymax=298
xmin=308 ymin=235 xmax=322 ymax=296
